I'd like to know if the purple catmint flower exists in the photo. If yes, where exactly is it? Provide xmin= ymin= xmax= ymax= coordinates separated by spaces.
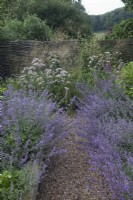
xmin=105 ymin=63 xmax=111 ymax=72
xmin=24 ymin=139 xmax=30 ymax=150
xmin=1 ymin=86 xmax=69 ymax=172
xmin=127 ymin=157 xmax=133 ymax=170
xmin=75 ymin=78 xmax=133 ymax=199
xmin=20 ymin=154 xmax=28 ymax=166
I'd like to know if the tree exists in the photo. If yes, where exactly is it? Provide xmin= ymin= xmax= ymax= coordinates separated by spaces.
xmin=90 ymin=8 xmax=133 ymax=32
xmin=0 ymin=0 xmax=91 ymax=40
xmin=104 ymin=1 xmax=133 ymax=39
xmin=28 ymin=0 xmax=91 ymax=38
xmin=121 ymin=0 xmax=133 ymax=10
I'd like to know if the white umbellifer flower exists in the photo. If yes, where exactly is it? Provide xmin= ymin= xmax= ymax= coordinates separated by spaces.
xmin=47 ymin=75 xmax=52 ymax=79
xmin=61 ymin=70 xmax=68 ymax=74
xmin=29 ymin=66 xmax=34 ymax=70
xmin=64 ymin=87 xmax=69 ymax=91
xmin=56 ymin=68 xmax=62 ymax=72
xmin=56 ymin=74 xmax=62 ymax=78
xmin=40 ymin=63 xmax=45 ymax=68
xmin=66 ymin=81 xmax=71 ymax=84
xmin=52 ymin=58 xmax=58 ymax=62
xmin=61 ymin=80 xmax=65 ymax=84
xmin=51 ymin=80 xmax=58 ymax=83
xmin=59 ymin=70 xmax=68 ymax=77
xmin=21 ymin=70 xmax=25 ymax=74
xmin=32 ymin=62 xmax=41 ymax=67
xmin=32 ymin=72 xmax=37 ymax=76
xmin=37 ymin=77 xmax=43 ymax=82
xmin=32 ymin=58 xmax=40 ymax=64
xmin=38 ymin=82 xmax=43 ymax=85
xmin=28 ymin=70 xmax=33 ymax=75
xmin=21 ymin=67 xmax=28 ymax=73
xmin=49 ymin=80 xmax=55 ymax=84
xmin=98 ymin=60 xmax=101 ymax=63
xmin=45 ymin=69 xmax=52 ymax=76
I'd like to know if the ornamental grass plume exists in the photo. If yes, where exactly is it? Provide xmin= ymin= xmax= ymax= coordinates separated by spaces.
xmin=75 ymin=78 xmax=133 ymax=200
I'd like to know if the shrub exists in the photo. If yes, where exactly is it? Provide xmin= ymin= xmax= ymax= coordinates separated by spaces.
xmin=29 ymin=0 xmax=91 ymax=39
xmin=23 ymin=15 xmax=53 ymax=41
xmin=0 ymin=15 xmax=53 ymax=41
xmin=105 ymin=18 xmax=133 ymax=39
xmin=0 ymin=19 xmax=24 ymax=40
xmin=75 ymin=79 xmax=133 ymax=200
xmin=117 ymin=61 xmax=133 ymax=99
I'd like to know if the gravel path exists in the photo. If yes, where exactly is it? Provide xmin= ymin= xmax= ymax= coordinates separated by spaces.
xmin=37 ymin=128 xmax=112 ymax=200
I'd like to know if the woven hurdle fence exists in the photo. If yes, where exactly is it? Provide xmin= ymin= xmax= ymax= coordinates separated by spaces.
xmin=0 ymin=39 xmax=133 ymax=78
xmin=0 ymin=40 xmax=79 ymax=78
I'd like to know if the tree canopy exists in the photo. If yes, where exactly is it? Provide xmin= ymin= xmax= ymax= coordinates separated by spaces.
xmin=104 ymin=0 xmax=133 ymax=39
xmin=105 ymin=18 xmax=133 ymax=39
xmin=0 ymin=0 xmax=92 ymax=40
xmin=121 ymin=0 xmax=133 ymax=10
xmin=90 ymin=8 xmax=133 ymax=32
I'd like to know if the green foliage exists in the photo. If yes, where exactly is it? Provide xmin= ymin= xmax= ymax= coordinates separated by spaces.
xmin=0 ymin=171 xmax=13 ymax=189
xmin=5 ymin=55 xmax=79 ymax=107
xmin=0 ymin=0 xmax=92 ymax=40
xmin=122 ymin=0 xmax=133 ymax=10
xmin=0 ymin=163 xmax=38 ymax=200
xmin=105 ymin=18 xmax=133 ymax=39
xmin=0 ymin=15 xmax=53 ymax=41
xmin=79 ymin=36 xmax=102 ymax=68
xmin=23 ymin=15 xmax=53 ymax=41
xmin=29 ymin=0 xmax=91 ymax=38
xmin=90 ymin=7 xmax=133 ymax=32
xmin=79 ymin=44 xmax=125 ymax=86
xmin=0 ymin=19 xmax=24 ymax=40
xmin=117 ymin=61 xmax=133 ymax=98
xmin=94 ymin=31 xmax=106 ymax=40
xmin=0 ymin=86 xmax=7 ymax=99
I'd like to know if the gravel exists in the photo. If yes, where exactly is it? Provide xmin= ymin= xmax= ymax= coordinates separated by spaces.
xmin=37 ymin=128 xmax=112 ymax=200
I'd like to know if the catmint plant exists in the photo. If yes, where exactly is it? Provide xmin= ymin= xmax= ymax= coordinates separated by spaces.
xmin=1 ymin=86 xmax=69 ymax=169
xmin=0 ymin=85 xmax=70 ymax=199
xmin=75 ymin=78 xmax=133 ymax=200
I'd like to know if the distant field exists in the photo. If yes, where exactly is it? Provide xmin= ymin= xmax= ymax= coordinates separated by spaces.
xmin=94 ymin=31 xmax=107 ymax=40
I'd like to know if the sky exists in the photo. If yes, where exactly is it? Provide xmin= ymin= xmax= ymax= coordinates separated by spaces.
xmin=81 ymin=0 xmax=125 ymax=15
